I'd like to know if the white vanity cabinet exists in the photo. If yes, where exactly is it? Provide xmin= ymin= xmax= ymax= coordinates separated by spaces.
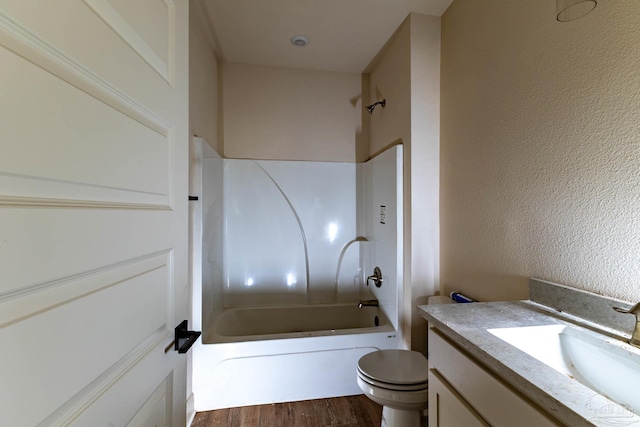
xmin=428 ymin=327 xmax=562 ymax=427
xmin=429 ymin=368 xmax=489 ymax=426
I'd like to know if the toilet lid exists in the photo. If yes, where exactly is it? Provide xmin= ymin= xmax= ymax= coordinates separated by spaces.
xmin=357 ymin=350 xmax=428 ymax=385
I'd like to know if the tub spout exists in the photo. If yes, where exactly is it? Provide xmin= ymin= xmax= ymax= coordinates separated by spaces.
xmin=358 ymin=299 xmax=379 ymax=308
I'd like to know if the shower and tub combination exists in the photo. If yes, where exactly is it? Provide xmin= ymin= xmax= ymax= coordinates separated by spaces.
xmin=190 ymin=137 xmax=404 ymax=410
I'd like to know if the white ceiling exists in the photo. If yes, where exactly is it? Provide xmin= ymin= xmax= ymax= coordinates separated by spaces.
xmin=202 ymin=0 xmax=454 ymax=74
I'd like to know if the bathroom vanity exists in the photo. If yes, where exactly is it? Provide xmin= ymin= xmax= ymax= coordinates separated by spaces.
xmin=427 ymin=326 xmax=558 ymax=426
xmin=419 ymin=279 xmax=640 ymax=427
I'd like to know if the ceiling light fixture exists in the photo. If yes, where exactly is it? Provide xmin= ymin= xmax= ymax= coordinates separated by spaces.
xmin=291 ymin=35 xmax=309 ymax=47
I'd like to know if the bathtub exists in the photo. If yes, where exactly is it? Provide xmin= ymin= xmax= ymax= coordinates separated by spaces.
xmin=192 ymin=303 xmax=402 ymax=411
xmin=206 ymin=303 xmax=393 ymax=343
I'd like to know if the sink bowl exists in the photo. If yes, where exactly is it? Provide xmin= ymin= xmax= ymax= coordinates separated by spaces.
xmin=488 ymin=324 xmax=640 ymax=415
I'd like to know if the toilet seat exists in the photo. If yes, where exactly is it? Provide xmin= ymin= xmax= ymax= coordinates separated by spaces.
xmin=357 ymin=349 xmax=429 ymax=391
xmin=356 ymin=375 xmax=429 ymax=407
xmin=357 ymin=370 xmax=428 ymax=392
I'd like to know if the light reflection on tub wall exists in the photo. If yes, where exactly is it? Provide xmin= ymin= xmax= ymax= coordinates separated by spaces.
xmin=223 ymin=159 xmax=359 ymax=306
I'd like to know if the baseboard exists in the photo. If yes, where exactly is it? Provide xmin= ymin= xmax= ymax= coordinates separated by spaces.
xmin=186 ymin=392 xmax=196 ymax=426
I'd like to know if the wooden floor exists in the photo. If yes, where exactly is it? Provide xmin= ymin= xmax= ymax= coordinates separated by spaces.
xmin=191 ymin=395 xmax=382 ymax=427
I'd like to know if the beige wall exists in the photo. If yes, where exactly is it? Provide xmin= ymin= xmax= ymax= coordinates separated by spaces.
xmin=189 ymin=1 xmax=220 ymax=153
xmin=408 ymin=14 xmax=441 ymax=352
xmin=222 ymin=63 xmax=361 ymax=161
xmin=368 ymin=20 xmax=411 ymax=155
xmin=367 ymin=14 xmax=441 ymax=352
xmin=441 ymin=0 xmax=640 ymax=302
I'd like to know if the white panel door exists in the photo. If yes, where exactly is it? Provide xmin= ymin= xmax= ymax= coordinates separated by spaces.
xmin=0 ymin=1 xmax=189 ymax=426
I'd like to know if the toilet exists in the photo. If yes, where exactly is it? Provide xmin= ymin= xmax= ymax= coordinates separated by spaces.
xmin=356 ymin=296 xmax=450 ymax=427
xmin=357 ymin=349 xmax=429 ymax=427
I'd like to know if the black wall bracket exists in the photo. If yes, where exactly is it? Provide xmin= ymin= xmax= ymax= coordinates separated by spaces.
xmin=174 ymin=320 xmax=201 ymax=354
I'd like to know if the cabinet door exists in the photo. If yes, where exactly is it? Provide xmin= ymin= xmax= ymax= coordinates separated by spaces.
xmin=429 ymin=369 xmax=490 ymax=427
xmin=428 ymin=327 xmax=561 ymax=427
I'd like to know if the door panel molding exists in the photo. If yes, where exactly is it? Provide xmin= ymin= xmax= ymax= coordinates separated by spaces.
xmin=0 ymin=171 xmax=172 ymax=209
xmin=0 ymin=250 xmax=171 ymax=328
xmin=5 ymin=249 xmax=176 ymax=426
xmin=38 ymin=328 xmax=172 ymax=426
xmin=0 ymin=11 xmax=174 ymax=209
xmin=82 ymin=0 xmax=176 ymax=87
xmin=127 ymin=373 xmax=174 ymax=427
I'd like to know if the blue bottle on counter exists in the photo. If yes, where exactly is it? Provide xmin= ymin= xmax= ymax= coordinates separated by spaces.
xmin=450 ymin=292 xmax=476 ymax=303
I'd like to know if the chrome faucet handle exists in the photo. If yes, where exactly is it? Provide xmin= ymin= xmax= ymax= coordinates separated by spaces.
xmin=613 ymin=302 xmax=640 ymax=316
xmin=366 ymin=266 xmax=383 ymax=288
xmin=613 ymin=302 xmax=640 ymax=347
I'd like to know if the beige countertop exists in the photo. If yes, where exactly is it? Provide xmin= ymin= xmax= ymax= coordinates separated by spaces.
xmin=419 ymin=299 xmax=640 ymax=427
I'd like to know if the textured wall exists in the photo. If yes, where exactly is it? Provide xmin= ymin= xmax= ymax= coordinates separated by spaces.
xmin=441 ymin=0 xmax=640 ymax=302
xmin=222 ymin=63 xmax=361 ymax=162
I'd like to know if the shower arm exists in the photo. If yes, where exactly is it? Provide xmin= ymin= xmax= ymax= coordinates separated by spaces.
xmin=365 ymin=99 xmax=386 ymax=115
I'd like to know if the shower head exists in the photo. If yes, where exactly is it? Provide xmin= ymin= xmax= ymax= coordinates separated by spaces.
xmin=365 ymin=99 xmax=386 ymax=115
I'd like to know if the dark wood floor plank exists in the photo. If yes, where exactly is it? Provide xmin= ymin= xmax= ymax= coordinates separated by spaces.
xmin=326 ymin=396 xmax=356 ymax=425
xmin=289 ymin=399 xmax=322 ymax=427
xmin=192 ymin=395 xmax=382 ymax=427
xmin=346 ymin=394 xmax=382 ymax=427
xmin=228 ymin=407 xmax=243 ymax=426
xmin=257 ymin=403 xmax=276 ymax=427
xmin=239 ymin=405 xmax=261 ymax=426
xmin=273 ymin=401 xmax=293 ymax=426
xmin=190 ymin=411 xmax=207 ymax=427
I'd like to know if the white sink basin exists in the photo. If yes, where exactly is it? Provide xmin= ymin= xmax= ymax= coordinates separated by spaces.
xmin=488 ymin=324 xmax=640 ymax=415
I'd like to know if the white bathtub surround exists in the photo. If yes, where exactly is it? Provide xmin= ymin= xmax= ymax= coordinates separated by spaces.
xmin=220 ymin=144 xmax=403 ymax=315
xmin=335 ymin=236 xmax=369 ymax=301
xmin=191 ymin=145 xmax=404 ymax=410
xmin=360 ymin=145 xmax=404 ymax=332
xmin=223 ymin=159 xmax=358 ymax=306
xmin=189 ymin=137 xmax=224 ymax=335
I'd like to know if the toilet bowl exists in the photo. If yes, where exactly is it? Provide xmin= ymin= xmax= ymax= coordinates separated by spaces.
xmin=357 ymin=349 xmax=429 ymax=427
xmin=357 ymin=296 xmax=450 ymax=426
